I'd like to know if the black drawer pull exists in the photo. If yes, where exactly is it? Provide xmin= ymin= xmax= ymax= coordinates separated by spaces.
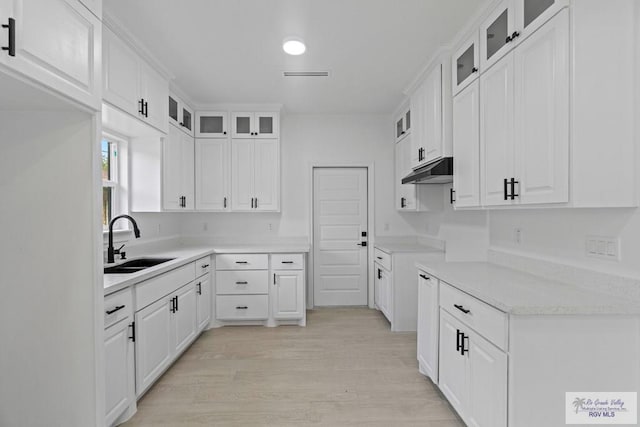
xmin=235 ymin=281 xmax=248 ymax=285
xmin=235 ymin=261 xmax=248 ymax=264
xmin=454 ymin=304 xmax=471 ymax=314
xmin=106 ymin=305 xmax=125 ymax=315
xmin=281 ymin=261 xmax=294 ymax=264
xmin=236 ymin=306 xmax=248 ymax=310
xmin=419 ymin=274 xmax=430 ymax=280
xmin=201 ymin=264 xmax=210 ymax=268
xmin=376 ymin=256 xmax=383 ymax=260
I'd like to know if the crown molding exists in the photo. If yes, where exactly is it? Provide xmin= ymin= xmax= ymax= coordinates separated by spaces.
xmin=103 ymin=11 xmax=175 ymax=82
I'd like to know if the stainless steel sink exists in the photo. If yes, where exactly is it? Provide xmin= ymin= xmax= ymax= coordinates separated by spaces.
xmin=104 ymin=257 xmax=175 ymax=274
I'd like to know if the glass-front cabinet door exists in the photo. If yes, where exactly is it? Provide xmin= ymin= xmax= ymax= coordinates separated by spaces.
xmin=254 ymin=112 xmax=279 ymax=139
xmin=196 ymin=111 xmax=228 ymax=138
xmin=180 ymin=106 xmax=193 ymax=135
xmin=515 ymin=0 xmax=568 ymax=42
xmin=394 ymin=107 xmax=410 ymax=143
xmin=452 ymin=33 xmax=480 ymax=95
xmin=480 ymin=0 xmax=515 ymax=70
xmin=168 ymin=96 xmax=179 ymax=126
xmin=231 ymin=112 xmax=253 ymax=138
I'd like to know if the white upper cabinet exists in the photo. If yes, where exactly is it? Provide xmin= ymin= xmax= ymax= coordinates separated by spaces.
xmin=232 ymin=112 xmax=279 ymax=139
xmin=480 ymin=9 xmax=569 ymax=207
xmin=163 ymin=124 xmax=195 ymax=211
xmin=480 ymin=52 xmax=516 ymax=207
xmin=452 ymin=80 xmax=481 ymax=208
xmin=452 ymin=33 xmax=480 ymax=95
xmin=411 ymin=63 xmax=447 ymax=169
xmin=196 ymin=111 xmax=228 ymax=138
xmin=168 ymin=94 xmax=194 ymax=137
xmin=195 ymin=138 xmax=230 ymax=211
xmin=395 ymin=136 xmax=417 ymax=211
xmin=395 ymin=107 xmax=411 ymax=142
xmin=231 ymin=138 xmax=280 ymax=212
xmin=514 ymin=0 xmax=568 ymax=44
xmin=480 ymin=0 xmax=516 ymax=71
xmin=103 ymin=26 xmax=169 ymax=133
xmin=0 ymin=0 xmax=101 ymax=110
xmin=514 ymin=8 xmax=569 ymax=205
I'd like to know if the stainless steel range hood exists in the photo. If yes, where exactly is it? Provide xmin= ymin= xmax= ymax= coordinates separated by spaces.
xmin=402 ymin=157 xmax=453 ymax=184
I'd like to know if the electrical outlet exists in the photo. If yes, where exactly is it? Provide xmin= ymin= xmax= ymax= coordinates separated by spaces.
xmin=514 ymin=228 xmax=522 ymax=245
xmin=203 ymin=222 xmax=208 ymax=232
xmin=586 ymin=236 xmax=620 ymax=261
xmin=268 ymin=223 xmax=273 ymax=232
xmin=157 ymin=223 xmax=162 ymax=235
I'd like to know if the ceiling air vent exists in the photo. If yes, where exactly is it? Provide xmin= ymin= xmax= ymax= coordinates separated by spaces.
xmin=283 ymin=71 xmax=330 ymax=77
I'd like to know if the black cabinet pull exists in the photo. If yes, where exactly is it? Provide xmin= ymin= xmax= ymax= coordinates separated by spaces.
xmin=235 ymin=281 xmax=248 ymax=285
xmin=170 ymin=297 xmax=175 ymax=313
xmin=106 ymin=305 xmax=125 ymax=315
xmin=255 ymin=198 xmax=258 ymax=209
xmin=450 ymin=188 xmax=456 ymax=204
xmin=281 ymin=261 xmax=294 ymax=264
xmin=461 ymin=334 xmax=469 ymax=355
xmin=503 ymin=178 xmax=509 ymax=200
xmin=509 ymin=177 xmax=519 ymax=200
xmin=472 ymin=67 xmax=478 ymax=73
xmin=511 ymin=31 xmax=520 ymax=40
xmin=376 ymin=256 xmax=383 ymax=260
xmin=197 ymin=282 xmax=202 ymax=295
xmin=223 ymin=131 xmax=227 ymax=135
xmin=175 ymin=296 xmax=179 ymax=312
xmin=273 ymin=273 xmax=276 ymax=284
xmin=505 ymin=35 xmax=513 ymax=43
xmin=419 ymin=274 xmax=430 ymax=280
xmin=377 ymin=268 xmax=382 ymax=280
xmin=201 ymin=264 xmax=210 ymax=269
xmin=138 ymin=99 xmax=145 ymax=115
xmin=456 ymin=329 xmax=463 ymax=352
xmin=454 ymin=304 xmax=471 ymax=314
xmin=250 ymin=198 xmax=254 ymax=208
xmin=223 ymin=197 xmax=227 ymax=208
xmin=400 ymin=197 xmax=406 ymax=208
xmin=129 ymin=322 xmax=135 ymax=342
xmin=236 ymin=306 xmax=248 ymax=310
xmin=235 ymin=261 xmax=248 ymax=264
xmin=2 ymin=17 xmax=15 ymax=57
xmin=144 ymin=101 xmax=149 ymax=118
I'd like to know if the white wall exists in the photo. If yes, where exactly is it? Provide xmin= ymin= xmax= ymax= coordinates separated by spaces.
xmin=0 ymin=111 xmax=99 ymax=426
xmin=178 ymin=114 xmax=431 ymax=239
xmin=490 ymin=208 xmax=640 ymax=278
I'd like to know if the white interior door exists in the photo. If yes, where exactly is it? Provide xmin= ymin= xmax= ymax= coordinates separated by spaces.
xmin=313 ymin=168 xmax=368 ymax=306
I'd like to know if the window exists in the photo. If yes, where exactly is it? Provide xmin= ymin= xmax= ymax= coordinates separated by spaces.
xmin=102 ymin=138 xmax=120 ymax=229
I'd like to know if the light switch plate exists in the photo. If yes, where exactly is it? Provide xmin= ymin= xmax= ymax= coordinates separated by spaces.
xmin=586 ymin=235 xmax=620 ymax=261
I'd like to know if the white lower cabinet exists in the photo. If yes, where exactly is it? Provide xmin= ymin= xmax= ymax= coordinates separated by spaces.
xmin=104 ymin=287 xmax=135 ymax=427
xmin=439 ymin=309 xmax=507 ymax=427
xmin=215 ymin=253 xmax=306 ymax=326
xmin=134 ymin=295 xmax=173 ymax=397
xmin=172 ymin=282 xmax=198 ymax=356
xmin=417 ymin=271 xmax=438 ymax=382
xmin=272 ymin=269 xmax=305 ymax=320
xmin=374 ymin=263 xmax=391 ymax=321
xmin=196 ymin=275 xmax=211 ymax=331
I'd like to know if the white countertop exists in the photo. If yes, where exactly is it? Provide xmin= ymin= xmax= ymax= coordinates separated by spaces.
xmin=104 ymin=243 xmax=310 ymax=296
xmin=416 ymin=260 xmax=640 ymax=315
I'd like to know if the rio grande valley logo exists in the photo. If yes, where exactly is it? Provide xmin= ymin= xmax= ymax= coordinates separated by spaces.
xmin=566 ymin=392 xmax=637 ymax=425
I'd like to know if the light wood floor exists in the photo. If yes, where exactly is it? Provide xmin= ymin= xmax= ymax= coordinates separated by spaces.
xmin=123 ymin=308 xmax=463 ymax=427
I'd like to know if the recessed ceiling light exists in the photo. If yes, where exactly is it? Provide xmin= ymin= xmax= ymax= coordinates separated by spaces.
xmin=283 ymin=38 xmax=306 ymax=56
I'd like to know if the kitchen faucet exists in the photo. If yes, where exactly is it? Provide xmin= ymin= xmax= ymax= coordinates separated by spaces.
xmin=107 ymin=215 xmax=141 ymax=264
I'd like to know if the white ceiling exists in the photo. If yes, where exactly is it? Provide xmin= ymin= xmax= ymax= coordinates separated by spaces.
xmin=104 ymin=0 xmax=482 ymax=114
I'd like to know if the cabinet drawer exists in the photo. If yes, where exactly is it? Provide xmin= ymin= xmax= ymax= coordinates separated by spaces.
xmin=104 ymin=287 xmax=133 ymax=329
xmin=374 ymin=248 xmax=392 ymax=270
xmin=196 ymin=256 xmax=212 ymax=277
xmin=271 ymin=254 xmax=304 ymax=270
xmin=216 ymin=270 xmax=269 ymax=295
xmin=440 ymin=281 xmax=508 ymax=351
xmin=216 ymin=254 xmax=268 ymax=270
xmin=135 ymin=262 xmax=196 ymax=311
xmin=216 ymin=295 xmax=269 ymax=320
